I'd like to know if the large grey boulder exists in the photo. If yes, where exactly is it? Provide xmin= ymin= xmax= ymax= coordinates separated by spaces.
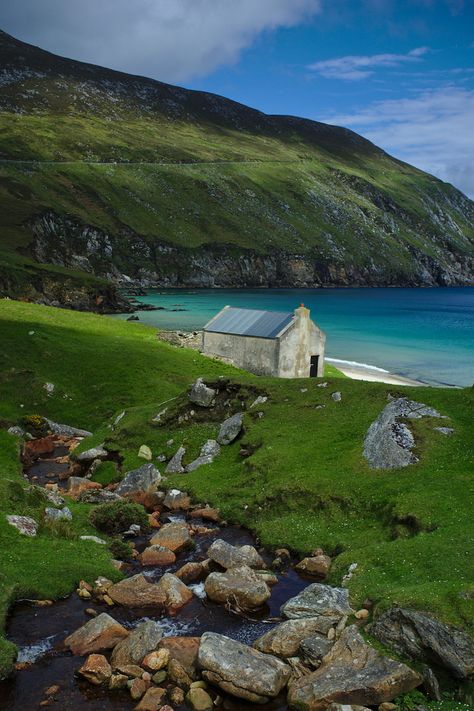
xmin=6 ymin=515 xmax=38 ymax=537
xmin=198 ymin=632 xmax=291 ymax=703
xmin=185 ymin=440 xmax=220 ymax=472
xmin=207 ymin=538 xmax=265 ymax=569
xmin=189 ymin=378 xmax=216 ymax=407
xmin=217 ymin=413 xmax=243 ymax=445
xmin=253 ymin=617 xmax=336 ymax=658
xmin=205 ymin=565 xmax=271 ymax=610
xmin=287 ymin=625 xmax=421 ymax=710
xmin=300 ymin=634 xmax=334 ymax=667
xmin=115 ymin=462 xmax=161 ymax=497
xmin=371 ymin=607 xmax=474 ymax=680
xmin=165 ymin=446 xmax=186 ymax=474
xmin=45 ymin=506 xmax=72 ymax=521
xmin=281 ymin=583 xmax=353 ymax=621
xmin=111 ymin=620 xmax=163 ymax=667
xmin=45 ymin=418 xmax=92 ymax=437
xmin=364 ymin=397 xmax=443 ymax=469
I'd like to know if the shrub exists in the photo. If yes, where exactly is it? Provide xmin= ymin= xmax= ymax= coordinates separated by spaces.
xmin=21 ymin=414 xmax=48 ymax=437
xmin=109 ymin=537 xmax=133 ymax=560
xmin=89 ymin=500 xmax=148 ymax=535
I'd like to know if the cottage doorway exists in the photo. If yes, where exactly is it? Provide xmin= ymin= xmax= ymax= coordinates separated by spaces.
xmin=309 ymin=355 xmax=319 ymax=377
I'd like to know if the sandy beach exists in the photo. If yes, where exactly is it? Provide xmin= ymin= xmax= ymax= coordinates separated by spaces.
xmin=326 ymin=358 xmax=423 ymax=386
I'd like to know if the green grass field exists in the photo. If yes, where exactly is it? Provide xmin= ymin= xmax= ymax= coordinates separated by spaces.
xmin=0 ymin=299 xmax=473 ymax=693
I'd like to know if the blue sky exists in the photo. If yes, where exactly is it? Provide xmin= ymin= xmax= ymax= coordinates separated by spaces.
xmin=1 ymin=0 xmax=473 ymax=195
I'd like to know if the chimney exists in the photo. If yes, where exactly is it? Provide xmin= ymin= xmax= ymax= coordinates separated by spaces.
xmin=295 ymin=304 xmax=310 ymax=320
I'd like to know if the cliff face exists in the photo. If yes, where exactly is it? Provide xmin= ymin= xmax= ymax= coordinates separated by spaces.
xmin=0 ymin=29 xmax=473 ymax=306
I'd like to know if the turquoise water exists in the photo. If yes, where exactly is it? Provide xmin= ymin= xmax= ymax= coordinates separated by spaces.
xmin=119 ymin=288 xmax=474 ymax=386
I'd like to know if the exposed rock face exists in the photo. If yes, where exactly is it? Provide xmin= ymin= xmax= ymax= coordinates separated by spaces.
xmin=198 ymin=632 xmax=291 ymax=703
xmin=287 ymin=626 xmax=421 ymax=710
xmin=6 ymin=515 xmax=38 ymax=537
xmin=364 ymin=397 xmax=444 ymax=469
xmin=150 ymin=522 xmax=191 ymax=552
xmin=217 ymin=413 xmax=244 ymax=445
xmin=189 ymin=379 xmax=216 ymax=407
xmin=253 ymin=617 xmax=336 ymax=658
xmin=107 ymin=574 xmax=167 ymax=607
xmin=111 ymin=620 xmax=163 ymax=667
xmin=371 ymin=608 xmax=474 ymax=679
xmin=78 ymin=654 xmax=112 ymax=685
xmin=207 ymin=538 xmax=265 ymax=570
xmin=115 ymin=463 xmax=162 ymax=498
xmin=204 ymin=565 xmax=271 ymax=609
xmin=64 ymin=613 xmax=129 ymax=655
xmin=281 ymin=583 xmax=353 ymax=621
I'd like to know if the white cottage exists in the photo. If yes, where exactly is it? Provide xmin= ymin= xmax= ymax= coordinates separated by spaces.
xmin=202 ymin=304 xmax=326 ymax=378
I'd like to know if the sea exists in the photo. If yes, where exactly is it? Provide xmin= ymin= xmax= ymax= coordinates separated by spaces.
xmin=115 ymin=287 xmax=474 ymax=387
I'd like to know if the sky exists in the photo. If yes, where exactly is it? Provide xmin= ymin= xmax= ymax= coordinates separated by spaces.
xmin=1 ymin=0 xmax=474 ymax=197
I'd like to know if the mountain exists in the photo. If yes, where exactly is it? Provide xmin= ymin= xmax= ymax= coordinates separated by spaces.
xmin=0 ymin=29 xmax=473 ymax=309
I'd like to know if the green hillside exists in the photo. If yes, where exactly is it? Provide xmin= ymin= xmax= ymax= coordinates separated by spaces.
xmin=0 ymin=29 xmax=473 ymax=307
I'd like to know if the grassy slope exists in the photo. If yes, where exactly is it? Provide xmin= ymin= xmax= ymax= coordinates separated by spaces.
xmin=0 ymin=300 xmax=472 ymax=687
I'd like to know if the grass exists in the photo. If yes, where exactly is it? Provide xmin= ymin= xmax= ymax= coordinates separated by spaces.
xmin=0 ymin=300 xmax=472 ymax=684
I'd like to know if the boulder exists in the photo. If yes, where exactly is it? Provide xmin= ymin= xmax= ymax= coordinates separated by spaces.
xmin=7 ymin=425 xmax=26 ymax=437
xmin=189 ymin=378 xmax=216 ymax=407
xmin=371 ymin=607 xmax=474 ymax=679
xmin=217 ymin=413 xmax=243 ymax=445
xmin=67 ymin=477 xmax=102 ymax=498
xmin=204 ymin=564 xmax=271 ymax=609
xmin=6 ymin=515 xmax=38 ymax=537
xmin=115 ymin=463 xmax=162 ymax=498
xmin=80 ymin=534 xmax=107 ymax=545
xmin=78 ymin=654 xmax=112 ymax=685
xmin=207 ymin=538 xmax=265 ymax=569
xmin=295 ymin=554 xmax=331 ymax=577
xmin=253 ymin=617 xmax=336 ymax=658
xmin=76 ymin=446 xmax=109 ymax=463
xmin=138 ymin=445 xmax=152 ymax=461
xmin=45 ymin=418 xmax=92 ymax=437
xmin=150 ymin=522 xmax=191 ymax=552
xmin=135 ymin=687 xmax=167 ymax=711
xmin=163 ymin=489 xmax=191 ymax=511
xmin=107 ymin=574 xmax=167 ymax=608
xmin=185 ymin=440 xmax=220 ymax=472
xmin=281 ymin=583 xmax=353 ymax=621
xmin=190 ymin=507 xmax=220 ymax=523
xmin=300 ymin=634 xmax=334 ymax=667
xmin=111 ymin=620 xmax=163 ymax=667
xmin=364 ymin=397 xmax=443 ymax=469
xmin=198 ymin=632 xmax=290 ymax=703
xmin=44 ymin=506 xmax=72 ymax=521
xmin=155 ymin=573 xmax=193 ymax=613
xmin=175 ymin=561 xmax=207 ymax=584
xmin=287 ymin=626 xmax=421 ymax=710
xmin=64 ymin=613 xmax=129 ymax=655
xmin=158 ymin=636 xmax=200 ymax=676
xmin=139 ymin=545 xmax=176 ymax=567
xmin=186 ymin=687 xmax=213 ymax=711
xmin=165 ymin=446 xmax=186 ymax=474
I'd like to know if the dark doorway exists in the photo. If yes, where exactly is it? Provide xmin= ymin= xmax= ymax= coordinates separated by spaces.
xmin=310 ymin=355 xmax=319 ymax=377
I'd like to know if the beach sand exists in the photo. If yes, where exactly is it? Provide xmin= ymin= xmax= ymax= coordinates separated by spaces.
xmin=326 ymin=358 xmax=423 ymax=386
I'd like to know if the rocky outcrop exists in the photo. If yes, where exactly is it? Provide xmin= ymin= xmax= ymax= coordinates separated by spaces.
xmin=189 ymin=379 xmax=216 ymax=407
xmin=115 ymin=463 xmax=162 ymax=498
xmin=287 ymin=626 xmax=421 ymax=710
xmin=364 ymin=397 xmax=444 ymax=469
xmin=198 ymin=632 xmax=291 ymax=703
xmin=281 ymin=583 xmax=353 ymax=621
xmin=253 ymin=617 xmax=336 ymax=658
xmin=371 ymin=608 xmax=474 ymax=679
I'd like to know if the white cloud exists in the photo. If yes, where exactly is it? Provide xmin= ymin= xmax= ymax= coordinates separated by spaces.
xmin=322 ymin=86 xmax=474 ymax=197
xmin=307 ymin=46 xmax=430 ymax=80
xmin=0 ymin=0 xmax=321 ymax=83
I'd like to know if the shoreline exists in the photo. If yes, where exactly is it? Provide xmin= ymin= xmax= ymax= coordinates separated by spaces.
xmin=326 ymin=358 xmax=426 ymax=386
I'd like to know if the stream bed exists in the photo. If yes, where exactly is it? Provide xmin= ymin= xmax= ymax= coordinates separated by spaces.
xmin=0 ymin=443 xmax=310 ymax=710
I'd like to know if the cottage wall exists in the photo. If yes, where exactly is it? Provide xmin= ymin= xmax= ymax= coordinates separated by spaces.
xmin=278 ymin=308 xmax=326 ymax=378
xmin=202 ymin=330 xmax=279 ymax=376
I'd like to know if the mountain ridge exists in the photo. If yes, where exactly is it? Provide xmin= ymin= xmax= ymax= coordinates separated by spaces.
xmin=0 ymin=29 xmax=473 ymax=308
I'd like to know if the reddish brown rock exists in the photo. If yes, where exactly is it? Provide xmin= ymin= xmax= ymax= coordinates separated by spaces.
xmin=139 ymin=545 xmax=176 ymax=567
xmin=135 ymin=686 xmax=167 ymax=711
xmin=175 ymin=561 xmax=207 ymax=584
xmin=129 ymin=677 xmax=147 ymax=701
xmin=159 ymin=636 xmax=200 ymax=677
xmin=190 ymin=507 xmax=220 ymax=522
xmin=156 ymin=573 xmax=193 ymax=613
xmin=295 ymin=554 xmax=332 ymax=578
xmin=78 ymin=654 xmax=112 ymax=685
xmin=150 ymin=522 xmax=191 ymax=552
xmin=107 ymin=574 xmax=166 ymax=607
xmin=66 ymin=477 xmax=102 ymax=499
xmin=24 ymin=436 xmax=56 ymax=460
xmin=64 ymin=613 xmax=129 ymax=655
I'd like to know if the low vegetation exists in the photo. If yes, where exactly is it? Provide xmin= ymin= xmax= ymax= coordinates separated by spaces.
xmin=89 ymin=500 xmax=148 ymax=535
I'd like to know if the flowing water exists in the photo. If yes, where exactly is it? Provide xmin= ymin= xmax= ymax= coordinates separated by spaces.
xmin=113 ymin=287 xmax=474 ymax=387
xmin=0 ymin=444 xmax=309 ymax=710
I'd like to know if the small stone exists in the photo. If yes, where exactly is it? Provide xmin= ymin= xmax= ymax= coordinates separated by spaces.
xmin=152 ymin=670 xmax=167 ymax=684
xmin=109 ymin=673 xmax=129 ymax=690
xmin=217 ymin=413 xmax=244 ymax=445
xmin=168 ymin=658 xmax=192 ymax=688
xmin=331 ymin=391 xmax=342 ymax=402
xmin=45 ymin=506 xmax=73 ymax=521
xmin=85 ymin=608 xmax=97 ymax=617
xmin=187 ymin=687 xmax=213 ymax=711
xmin=129 ymin=677 xmax=147 ymax=700
xmin=138 ymin=445 xmax=152 ymax=461
xmin=295 ymin=554 xmax=331 ymax=577
xmin=169 ymin=686 xmax=185 ymax=705
xmin=142 ymin=649 xmax=169 ymax=671
xmin=379 ymin=704 xmax=397 ymax=711
xmin=43 ymin=685 xmax=60 ymax=697
xmin=78 ymin=654 xmax=112 ymax=685
xmin=355 ymin=609 xmax=370 ymax=620
xmin=135 ymin=687 xmax=167 ymax=711
xmin=117 ymin=664 xmax=146 ymax=678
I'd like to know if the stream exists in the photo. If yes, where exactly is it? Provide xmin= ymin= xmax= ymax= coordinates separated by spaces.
xmin=0 ymin=442 xmax=310 ymax=710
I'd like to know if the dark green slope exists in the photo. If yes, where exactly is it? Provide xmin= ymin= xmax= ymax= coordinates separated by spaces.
xmin=0 ymin=29 xmax=473 ymax=305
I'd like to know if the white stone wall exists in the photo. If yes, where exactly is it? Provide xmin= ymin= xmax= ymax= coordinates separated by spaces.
xmin=202 ymin=330 xmax=279 ymax=376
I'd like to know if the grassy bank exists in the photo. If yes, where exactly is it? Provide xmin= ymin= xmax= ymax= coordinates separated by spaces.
xmin=0 ymin=299 xmax=472 ymax=683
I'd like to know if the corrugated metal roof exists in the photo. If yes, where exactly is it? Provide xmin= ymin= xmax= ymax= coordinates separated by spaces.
xmin=204 ymin=307 xmax=294 ymax=339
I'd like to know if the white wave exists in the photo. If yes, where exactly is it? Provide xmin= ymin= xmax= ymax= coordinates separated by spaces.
xmin=17 ymin=634 xmax=57 ymax=663
xmin=189 ymin=582 xmax=206 ymax=600
xmin=326 ymin=357 xmax=389 ymax=373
